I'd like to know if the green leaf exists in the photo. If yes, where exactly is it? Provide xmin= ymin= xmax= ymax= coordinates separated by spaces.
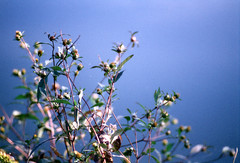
xmin=126 ymin=108 xmax=132 ymax=114
xmin=137 ymin=102 xmax=147 ymax=112
xmin=37 ymin=77 xmax=48 ymax=101
xmin=113 ymin=71 xmax=124 ymax=83
xmin=147 ymin=148 xmax=155 ymax=153
xmin=14 ymin=85 xmax=31 ymax=90
xmin=15 ymin=94 xmax=28 ymax=100
xmin=15 ymin=113 xmax=39 ymax=121
xmin=91 ymin=66 xmax=101 ymax=69
xmin=51 ymin=99 xmax=72 ymax=105
xmin=166 ymin=143 xmax=174 ymax=152
xmin=50 ymin=66 xmax=62 ymax=71
xmin=91 ymin=102 xmax=104 ymax=108
xmin=151 ymin=155 xmax=161 ymax=163
xmin=124 ymin=116 xmax=131 ymax=122
xmin=117 ymin=54 xmax=134 ymax=71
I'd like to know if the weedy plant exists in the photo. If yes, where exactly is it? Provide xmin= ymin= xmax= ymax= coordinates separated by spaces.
xmin=0 ymin=31 xmax=237 ymax=163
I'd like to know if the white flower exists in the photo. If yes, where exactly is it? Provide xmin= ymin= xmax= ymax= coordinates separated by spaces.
xmin=222 ymin=146 xmax=231 ymax=154
xmin=61 ymin=86 xmax=68 ymax=91
xmin=191 ymin=144 xmax=204 ymax=154
xmin=45 ymin=60 xmax=52 ymax=66
xmin=12 ymin=110 xmax=21 ymax=117
xmin=92 ymin=93 xmax=99 ymax=100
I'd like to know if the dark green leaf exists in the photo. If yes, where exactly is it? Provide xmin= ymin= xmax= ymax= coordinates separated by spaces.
xmin=117 ymin=54 xmax=134 ymax=71
xmin=166 ymin=143 xmax=174 ymax=152
xmin=147 ymin=148 xmax=155 ymax=153
xmin=37 ymin=77 xmax=48 ymax=101
xmin=137 ymin=102 xmax=147 ymax=112
xmin=126 ymin=108 xmax=132 ymax=114
xmin=151 ymin=155 xmax=161 ymax=163
xmin=14 ymin=86 xmax=31 ymax=90
xmin=51 ymin=99 xmax=72 ymax=105
xmin=124 ymin=116 xmax=131 ymax=122
xmin=113 ymin=71 xmax=124 ymax=83
xmin=91 ymin=66 xmax=101 ymax=69
xmin=91 ymin=102 xmax=104 ymax=108
xmin=15 ymin=113 xmax=39 ymax=121
xmin=15 ymin=94 xmax=28 ymax=100
xmin=50 ymin=66 xmax=62 ymax=71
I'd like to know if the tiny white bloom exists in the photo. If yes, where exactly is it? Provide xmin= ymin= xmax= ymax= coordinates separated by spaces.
xmin=191 ymin=144 xmax=204 ymax=154
xmin=12 ymin=110 xmax=21 ymax=117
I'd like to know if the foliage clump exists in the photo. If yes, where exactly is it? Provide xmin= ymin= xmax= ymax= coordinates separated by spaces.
xmin=0 ymin=31 xmax=237 ymax=163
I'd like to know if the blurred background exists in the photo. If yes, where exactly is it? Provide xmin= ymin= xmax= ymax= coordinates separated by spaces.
xmin=0 ymin=0 xmax=239 ymax=162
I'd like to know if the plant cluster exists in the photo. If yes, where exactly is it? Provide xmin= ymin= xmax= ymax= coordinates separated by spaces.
xmin=0 ymin=31 xmax=237 ymax=163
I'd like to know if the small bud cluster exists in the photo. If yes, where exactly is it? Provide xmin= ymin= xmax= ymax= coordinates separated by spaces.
xmin=71 ymin=49 xmax=79 ymax=60
xmin=75 ymin=63 xmax=84 ymax=77
xmin=15 ymin=30 xmax=23 ymax=41
xmin=12 ymin=68 xmax=26 ymax=78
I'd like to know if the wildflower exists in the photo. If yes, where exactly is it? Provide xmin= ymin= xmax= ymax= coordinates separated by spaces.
xmin=116 ymin=44 xmax=126 ymax=53
xmin=190 ymin=144 xmax=205 ymax=154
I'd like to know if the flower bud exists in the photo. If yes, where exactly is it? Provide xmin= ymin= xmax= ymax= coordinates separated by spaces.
xmin=77 ymin=64 xmax=84 ymax=71
xmin=185 ymin=126 xmax=191 ymax=133
xmin=12 ymin=69 xmax=19 ymax=76
xmin=171 ymin=118 xmax=178 ymax=125
xmin=52 ymin=83 xmax=60 ymax=91
xmin=21 ymin=68 xmax=26 ymax=75
xmin=117 ymin=44 xmax=125 ymax=53
xmin=97 ymin=88 xmax=102 ymax=95
xmin=74 ymin=70 xmax=79 ymax=77
xmin=179 ymin=126 xmax=185 ymax=132
xmin=34 ymin=42 xmax=40 ymax=49
xmin=180 ymin=135 xmax=186 ymax=140
xmin=0 ymin=127 xmax=5 ymax=133
xmin=164 ymin=94 xmax=171 ymax=101
xmin=72 ymin=53 xmax=79 ymax=60
xmin=35 ymin=58 xmax=39 ymax=63
xmin=92 ymin=142 xmax=98 ymax=148
xmin=49 ymin=36 xmax=55 ymax=41
xmin=161 ymin=110 xmax=169 ymax=118
xmin=63 ymin=39 xmax=68 ymax=46
xmin=131 ymin=36 xmax=137 ymax=42
xmin=165 ymin=130 xmax=171 ymax=135
xmin=74 ymin=151 xmax=82 ymax=159
xmin=38 ymin=50 xmax=43 ymax=57
xmin=33 ymin=134 xmax=38 ymax=139
xmin=162 ymin=139 xmax=168 ymax=146
xmin=67 ymin=39 xmax=72 ymax=45
xmin=63 ymin=92 xmax=70 ymax=100
xmin=109 ymin=62 xmax=116 ymax=69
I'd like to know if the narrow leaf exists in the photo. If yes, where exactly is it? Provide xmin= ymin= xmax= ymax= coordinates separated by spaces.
xmin=117 ymin=54 xmax=134 ymax=71
xmin=51 ymin=99 xmax=72 ymax=105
